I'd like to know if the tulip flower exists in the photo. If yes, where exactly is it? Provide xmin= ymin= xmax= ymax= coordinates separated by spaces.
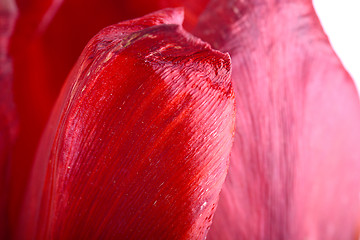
xmin=7 ymin=0 xmax=211 ymax=232
xmin=18 ymin=8 xmax=236 ymax=239
xmin=1 ymin=0 xmax=360 ymax=239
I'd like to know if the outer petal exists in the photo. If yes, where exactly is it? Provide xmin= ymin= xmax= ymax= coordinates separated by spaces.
xmin=20 ymin=8 xmax=235 ymax=239
xmin=195 ymin=0 xmax=360 ymax=239
xmin=8 ymin=0 xmax=208 ymax=227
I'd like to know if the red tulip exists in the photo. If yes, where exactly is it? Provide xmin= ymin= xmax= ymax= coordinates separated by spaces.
xmin=15 ymin=7 xmax=236 ymax=240
xmin=8 ymin=0 xmax=210 ymax=231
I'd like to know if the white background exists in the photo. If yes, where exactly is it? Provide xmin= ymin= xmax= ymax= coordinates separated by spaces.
xmin=313 ymin=0 xmax=360 ymax=97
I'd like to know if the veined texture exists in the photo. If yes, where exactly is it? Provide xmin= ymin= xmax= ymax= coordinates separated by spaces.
xmin=195 ymin=0 xmax=360 ymax=239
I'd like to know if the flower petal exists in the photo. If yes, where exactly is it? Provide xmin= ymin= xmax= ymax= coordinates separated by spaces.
xmin=20 ymin=8 xmax=235 ymax=239
xmin=8 ymin=2 xmax=210 ymax=225
xmin=195 ymin=1 xmax=360 ymax=239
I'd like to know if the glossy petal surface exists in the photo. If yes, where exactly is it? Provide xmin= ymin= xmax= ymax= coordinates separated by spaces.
xmin=195 ymin=0 xmax=360 ymax=239
xmin=21 ymin=8 xmax=235 ymax=240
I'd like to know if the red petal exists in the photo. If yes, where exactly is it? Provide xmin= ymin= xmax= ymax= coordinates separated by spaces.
xmin=20 ymin=8 xmax=235 ymax=239
xmin=8 ymin=1 xmax=209 ymax=227
xmin=195 ymin=1 xmax=360 ymax=239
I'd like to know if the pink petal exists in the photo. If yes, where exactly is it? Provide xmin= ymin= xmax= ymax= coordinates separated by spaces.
xmin=195 ymin=1 xmax=360 ymax=239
